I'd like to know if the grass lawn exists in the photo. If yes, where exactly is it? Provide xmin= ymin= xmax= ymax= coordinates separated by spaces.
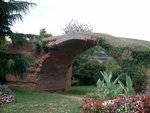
xmin=64 ymin=86 xmax=96 ymax=95
xmin=0 ymin=89 xmax=81 ymax=113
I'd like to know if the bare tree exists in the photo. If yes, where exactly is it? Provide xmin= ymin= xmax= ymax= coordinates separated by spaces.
xmin=61 ymin=19 xmax=93 ymax=34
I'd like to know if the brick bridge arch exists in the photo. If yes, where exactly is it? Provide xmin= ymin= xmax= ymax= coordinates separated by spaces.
xmin=37 ymin=33 xmax=98 ymax=91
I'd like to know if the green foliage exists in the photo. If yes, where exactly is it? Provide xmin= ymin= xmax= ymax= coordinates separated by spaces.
xmin=0 ymin=40 xmax=6 ymax=52
xmin=118 ymin=75 xmax=136 ymax=96
xmin=0 ymin=85 xmax=14 ymax=96
xmin=97 ymin=37 xmax=150 ymax=92
xmin=73 ymin=37 xmax=150 ymax=93
xmin=72 ymin=45 xmax=108 ymax=85
xmin=105 ymin=58 xmax=120 ymax=73
xmin=81 ymin=46 xmax=103 ymax=57
xmin=39 ymin=28 xmax=52 ymax=38
xmin=88 ymin=72 xmax=136 ymax=101
xmin=120 ymin=59 xmax=148 ymax=92
xmin=94 ymin=72 xmax=123 ymax=101
xmin=33 ymin=37 xmax=49 ymax=55
xmin=11 ymin=33 xmax=28 ymax=47
xmin=0 ymin=0 xmax=36 ymax=38
xmin=71 ymin=78 xmax=80 ymax=86
xmin=0 ymin=1 xmax=36 ymax=84
xmin=105 ymin=58 xmax=127 ymax=84
xmin=132 ymin=50 xmax=150 ymax=67
xmin=0 ymin=52 xmax=33 ymax=84
xmin=10 ymin=32 xmax=49 ymax=55
xmin=73 ymin=37 xmax=149 ymax=92
xmin=34 ymin=37 xmax=43 ymax=55
xmin=98 ymin=38 xmax=113 ymax=53
xmin=10 ymin=32 xmax=39 ymax=46
xmin=73 ymin=56 xmax=106 ymax=85
xmin=98 ymin=38 xmax=125 ymax=57
xmin=111 ymin=67 xmax=126 ymax=84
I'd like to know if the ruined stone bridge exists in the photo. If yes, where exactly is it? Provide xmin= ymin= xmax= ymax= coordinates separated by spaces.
xmin=38 ymin=33 xmax=98 ymax=91
xmin=6 ymin=33 xmax=150 ymax=91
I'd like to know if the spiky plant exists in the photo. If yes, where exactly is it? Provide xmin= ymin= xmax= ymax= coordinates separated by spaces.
xmin=95 ymin=72 xmax=123 ymax=101
xmin=118 ymin=75 xmax=136 ymax=96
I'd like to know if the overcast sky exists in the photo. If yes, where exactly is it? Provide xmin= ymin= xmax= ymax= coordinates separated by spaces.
xmin=12 ymin=0 xmax=150 ymax=41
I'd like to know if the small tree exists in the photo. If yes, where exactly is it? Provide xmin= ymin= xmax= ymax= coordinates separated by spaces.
xmin=62 ymin=19 xmax=93 ymax=34
xmin=39 ymin=28 xmax=52 ymax=38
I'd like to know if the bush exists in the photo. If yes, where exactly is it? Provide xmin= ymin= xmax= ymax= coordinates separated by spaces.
xmin=105 ymin=58 xmax=127 ymax=86
xmin=73 ymin=57 xmax=106 ymax=85
xmin=106 ymin=58 xmax=148 ymax=92
xmin=120 ymin=60 xmax=148 ymax=92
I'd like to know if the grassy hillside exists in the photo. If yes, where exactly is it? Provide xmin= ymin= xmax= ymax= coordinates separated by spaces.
xmin=43 ymin=33 xmax=150 ymax=51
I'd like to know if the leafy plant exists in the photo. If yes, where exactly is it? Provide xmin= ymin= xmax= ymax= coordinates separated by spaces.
xmin=88 ymin=72 xmax=136 ymax=101
xmin=118 ymin=75 xmax=136 ymax=96
xmin=88 ymin=72 xmax=123 ymax=101
xmin=98 ymin=72 xmax=124 ymax=100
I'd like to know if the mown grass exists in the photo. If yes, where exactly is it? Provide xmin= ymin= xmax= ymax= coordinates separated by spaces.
xmin=64 ymin=86 xmax=96 ymax=95
xmin=0 ymin=89 xmax=81 ymax=113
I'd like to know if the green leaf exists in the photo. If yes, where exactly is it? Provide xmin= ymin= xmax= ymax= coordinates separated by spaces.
xmin=7 ymin=59 xmax=15 ymax=69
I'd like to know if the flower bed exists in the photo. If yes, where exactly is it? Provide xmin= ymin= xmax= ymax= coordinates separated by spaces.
xmin=0 ymin=85 xmax=15 ymax=105
xmin=0 ymin=95 xmax=15 ymax=105
xmin=82 ymin=95 xmax=150 ymax=113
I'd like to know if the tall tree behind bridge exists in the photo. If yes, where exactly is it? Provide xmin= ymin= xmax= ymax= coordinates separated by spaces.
xmin=62 ymin=19 xmax=93 ymax=34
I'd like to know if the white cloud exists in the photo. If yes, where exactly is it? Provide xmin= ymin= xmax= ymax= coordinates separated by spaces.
xmin=12 ymin=0 xmax=150 ymax=41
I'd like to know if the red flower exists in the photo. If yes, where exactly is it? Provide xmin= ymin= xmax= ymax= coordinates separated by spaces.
xmin=1 ymin=97 xmax=6 ymax=103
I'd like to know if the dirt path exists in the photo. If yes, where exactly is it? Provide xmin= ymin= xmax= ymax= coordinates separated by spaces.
xmin=55 ymin=93 xmax=83 ymax=101
xmin=63 ymin=95 xmax=83 ymax=101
